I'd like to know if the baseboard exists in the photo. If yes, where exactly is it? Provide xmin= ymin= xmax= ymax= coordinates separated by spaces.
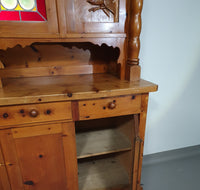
xmin=142 ymin=145 xmax=200 ymax=166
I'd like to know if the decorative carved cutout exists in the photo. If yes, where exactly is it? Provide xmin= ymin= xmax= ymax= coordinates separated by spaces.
xmin=87 ymin=0 xmax=119 ymax=22
xmin=0 ymin=61 xmax=5 ymax=69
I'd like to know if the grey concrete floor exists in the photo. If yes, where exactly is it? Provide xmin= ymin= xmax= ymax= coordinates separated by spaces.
xmin=141 ymin=147 xmax=200 ymax=190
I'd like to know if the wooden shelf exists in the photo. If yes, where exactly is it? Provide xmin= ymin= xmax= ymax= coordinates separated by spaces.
xmin=0 ymin=73 xmax=157 ymax=106
xmin=76 ymin=128 xmax=132 ymax=159
xmin=78 ymin=157 xmax=130 ymax=190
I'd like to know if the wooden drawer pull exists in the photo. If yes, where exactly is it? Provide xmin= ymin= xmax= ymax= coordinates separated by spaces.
xmin=29 ymin=109 xmax=39 ymax=117
xmin=108 ymin=102 xmax=116 ymax=109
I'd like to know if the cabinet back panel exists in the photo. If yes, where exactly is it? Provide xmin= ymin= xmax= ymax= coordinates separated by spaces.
xmin=0 ymin=43 xmax=120 ymax=78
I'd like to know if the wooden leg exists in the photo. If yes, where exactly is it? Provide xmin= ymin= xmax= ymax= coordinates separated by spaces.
xmin=132 ymin=114 xmax=140 ymax=190
xmin=137 ymin=184 xmax=143 ymax=190
xmin=137 ymin=94 xmax=149 ymax=189
xmin=132 ymin=94 xmax=149 ymax=190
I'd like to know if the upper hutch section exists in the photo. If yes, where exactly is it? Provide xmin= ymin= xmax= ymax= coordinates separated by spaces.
xmin=0 ymin=0 xmax=144 ymax=83
xmin=0 ymin=0 xmax=126 ymax=38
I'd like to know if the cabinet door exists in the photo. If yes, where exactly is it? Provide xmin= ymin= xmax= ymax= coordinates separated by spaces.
xmin=0 ymin=0 xmax=59 ymax=38
xmin=0 ymin=122 xmax=78 ymax=190
xmin=0 ymin=146 xmax=11 ymax=190
xmin=57 ymin=0 xmax=126 ymax=35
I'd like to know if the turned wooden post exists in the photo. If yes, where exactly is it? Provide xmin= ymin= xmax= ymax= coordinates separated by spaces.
xmin=126 ymin=0 xmax=143 ymax=81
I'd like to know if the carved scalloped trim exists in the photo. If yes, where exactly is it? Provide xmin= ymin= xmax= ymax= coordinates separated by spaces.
xmin=0 ymin=40 xmax=34 ymax=50
xmin=0 ymin=60 xmax=5 ymax=69
xmin=0 ymin=34 xmax=125 ymax=50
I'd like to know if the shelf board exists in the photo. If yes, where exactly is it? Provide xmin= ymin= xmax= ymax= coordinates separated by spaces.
xmin=78 ymin=157 xmax=130 ymax=190
xmin=76 ymin=128 xmax=132 ymax=159
xmin=0 ymin=73 xmax=158 ymax=106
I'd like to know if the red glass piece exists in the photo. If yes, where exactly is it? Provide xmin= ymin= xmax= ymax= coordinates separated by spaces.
xmin=37 ymin=0 xmax=47 ymax=20
xmin=0 ymin=11 xmax=20 ymax=21
xmin=20 ymin=12 xmax=45 ymax=21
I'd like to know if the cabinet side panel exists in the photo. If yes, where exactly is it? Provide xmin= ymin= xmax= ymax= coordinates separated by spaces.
xmin=137 ymin=94 xmax=149 ymax=186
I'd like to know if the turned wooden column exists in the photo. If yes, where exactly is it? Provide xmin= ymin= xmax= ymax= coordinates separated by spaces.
xmin=126 ymin=0 xmax=143 ymax=81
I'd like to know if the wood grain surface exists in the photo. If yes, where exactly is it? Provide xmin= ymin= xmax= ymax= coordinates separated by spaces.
xmin=0 ymin=74 xmax=157 ymax=106
xmin=0 ymin=146 xmax=11 ymax=190
xmin=78 ymin=95 xmax=141 ymax=120
xmin=0 ymin=102 xmax=72 ymax=127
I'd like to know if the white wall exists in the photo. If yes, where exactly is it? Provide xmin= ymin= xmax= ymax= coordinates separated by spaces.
xmin=140 ymin=0 xmax=200 ymax=155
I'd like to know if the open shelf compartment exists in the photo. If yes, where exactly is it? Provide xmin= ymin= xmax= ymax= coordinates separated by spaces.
xmin=78 ymin=154 xmax=131 ymax=190
xmin=76 ymin=127 xmax=131 ymax=159
xmin=76 ymin=115 xmax=135 ymax=190
xmin=75 ymin=115 xmax=134 ymax=159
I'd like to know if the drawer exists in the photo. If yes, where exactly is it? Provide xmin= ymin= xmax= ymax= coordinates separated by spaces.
xmin=79 ymin=95 xmax=141 ymax=120
xmin=0 ymin=102 xmax=72 ymax=127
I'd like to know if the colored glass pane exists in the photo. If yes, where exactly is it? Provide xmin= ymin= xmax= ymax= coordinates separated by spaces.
xmin=21 ymin=11 xmax=44 ymax=21
xmin=0 ymin=0 xmax=47 ymax=21
xmin=18 ymin=0 xmax=35 ymax=11
xmin=0 ymin=11 xmax=20 ymax=20
xmin=1 ymin=0 xmax=17 ymax=9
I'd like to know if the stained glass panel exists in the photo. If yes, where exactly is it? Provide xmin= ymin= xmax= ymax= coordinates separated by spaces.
xmin=0 ymin=0 xmax=47 ymax=21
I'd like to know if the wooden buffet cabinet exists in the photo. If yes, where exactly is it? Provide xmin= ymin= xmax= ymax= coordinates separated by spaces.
xmin=0 ymin=0 xmax=157 ymax=190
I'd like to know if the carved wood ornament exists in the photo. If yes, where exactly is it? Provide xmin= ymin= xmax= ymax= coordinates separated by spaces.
xmin=87 ymin=0 xmax=119 ymax=21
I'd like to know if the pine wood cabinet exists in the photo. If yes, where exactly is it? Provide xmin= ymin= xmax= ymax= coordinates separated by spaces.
xmin=0 ymin=0 xmax=157 ymax=189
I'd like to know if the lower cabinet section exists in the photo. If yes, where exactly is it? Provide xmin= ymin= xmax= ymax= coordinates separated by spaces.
xmin=75 ymin=115 xmax=136 ymax=190
xmin=0 ymin=115 xmax=138 ymax=190
xmin=0 ymin=122 xmax=78 ymax=190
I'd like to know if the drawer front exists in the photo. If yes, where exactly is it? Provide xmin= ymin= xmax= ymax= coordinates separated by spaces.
xmin=79 ymin=95 xmax=141 ymax=120
xmin=0 ymin=102 xmax=72 ymax=127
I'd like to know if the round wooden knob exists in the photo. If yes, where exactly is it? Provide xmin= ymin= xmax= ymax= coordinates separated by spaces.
xmin=108 ymin=102 xmax=116 ymax=109
xmin=3 ymin=113 xmax=9 ymax=119
xmin=29 ymin=109 xmax=39 ymax=117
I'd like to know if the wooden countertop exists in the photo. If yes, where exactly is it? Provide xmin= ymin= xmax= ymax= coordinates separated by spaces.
xmin=0 ymin=74 xmax=158 ymax=106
